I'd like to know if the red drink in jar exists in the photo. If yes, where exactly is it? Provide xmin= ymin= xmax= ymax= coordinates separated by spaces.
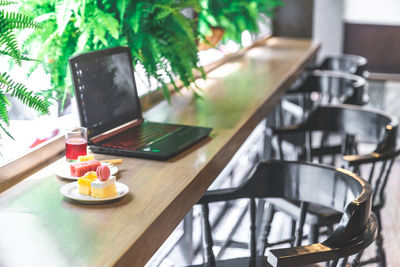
xmin=65 ymin=127 xmax=87 ymax=162
xmin=65 ymin=138 xmax=87 ymax=161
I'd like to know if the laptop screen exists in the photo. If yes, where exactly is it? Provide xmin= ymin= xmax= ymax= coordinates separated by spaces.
xmin=69 ymin=47 xmax=142 ymax=139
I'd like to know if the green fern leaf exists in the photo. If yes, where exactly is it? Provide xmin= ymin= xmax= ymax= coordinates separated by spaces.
xmin=0 ymin=121 xmax=14 ymax=140
xmin=55 ymin=0 xmax=73 ymax=36
xmin=0 ymin=49 xmax=36 ymax=61
xmin=0 ymin=29 xmax=22 ymax=64
xmin=76 ymin=29 xmax=89 ymax=52
xmin=0 ymin=72 xmax=8 ymax=85
xmin=94 ymin=8 xmax=119 ymax=39
xmin=1 ymin=11 xmax=41 ymax=29
xmin=1 ymin=72 xmax=49 ymax=115
xmin=161 ymin=84 xmax=171 ymax=103
xmin=116 ymin=0 xmax=129 ymax=22
xmin=0 ymin=92 xmax=10 ymax=125
xmin=0 ymin=0 xmax=16 ymax=6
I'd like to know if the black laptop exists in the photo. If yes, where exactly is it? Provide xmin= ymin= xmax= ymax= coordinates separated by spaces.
xmin=69 ymin=46 xmax=212 ymax=160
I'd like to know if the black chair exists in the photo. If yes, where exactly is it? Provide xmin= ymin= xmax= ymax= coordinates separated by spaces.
xmin=292 ymin=70 xmax=368 ymax=106
xmin=311 ymin=54 xmax=368 ymax=79
xmin=265 ymin=104 xmax=398 ymax=266
xmin=276 ymin=54 xmax=369 ymax=128
xmin=189 ymin=160 xmax=377 ymax=267
xmin=279 ymin=70 xmax=368 ymax=127
xmin=272 ymin=71 xmax=368 ymax=161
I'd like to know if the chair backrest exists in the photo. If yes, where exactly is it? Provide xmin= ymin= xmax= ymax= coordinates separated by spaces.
xmin=303 ymin=104 xmax=398 ymax=153
xmin=319 ymin=54 xmax=368 ymax=78
xmin=277 ymin=104 xmax=398 ymax=210
xmin=197 ymin=160 xmax=376 ymax=266
xmin=296 ymin=70 xmax=367 ymax=105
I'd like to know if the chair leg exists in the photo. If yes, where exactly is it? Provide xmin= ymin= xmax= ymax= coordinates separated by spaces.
xmin=290 ymin=219 xmax=296 ymax=247
xmin=328 ymin=258 xmax=339 ymax=267
xmin=308 ymin=224 xmax=319 ymax=244
xmin=338 ymin=256 xmax=348 ymax=267
xmin=359 ymin=211 xmax=387 ymax=266
xmin=351 ymin=250 xmax=364 ymax=267
xmin=375 ymin=211 xmax=387 ymax=267
xmin=294 ymin=201 xmax=308 ymax=247
xmin=327 ymin=225 xmax=334 ymax=236
xmin=200 ymin=204 xmax=216 ymax=265
xmin=318 ymin=131 xmax=328 ymax=163
xmin=260 ymin=202 xmax=276 ymax=255
xmin=330 ymin=257 xmax=349 ymax=267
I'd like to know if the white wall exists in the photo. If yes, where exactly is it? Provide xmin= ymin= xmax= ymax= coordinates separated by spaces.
xmin=344 ymin=0 xmax=400 ymax=26
xmin=313 ymin=0 xmax=344 ymax=60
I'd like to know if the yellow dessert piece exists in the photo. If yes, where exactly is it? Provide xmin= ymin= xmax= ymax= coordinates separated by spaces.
xmin=78 ymin=154 xmax=95 ymax=162
xmin=78 ymin=172 xmax=97 ymax=195
xmin=91 ymin=176 xmax=117 ymax=199
xmin=102 ymin=158 xmax=123 ymax=165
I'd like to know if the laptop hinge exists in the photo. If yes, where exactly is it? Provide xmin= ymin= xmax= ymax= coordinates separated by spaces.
xmin=91 ymin=118 xmax=144 ymax=144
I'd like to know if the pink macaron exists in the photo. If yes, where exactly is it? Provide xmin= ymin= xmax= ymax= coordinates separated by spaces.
xmin=96 ymin=165 xmax=110 ymax=181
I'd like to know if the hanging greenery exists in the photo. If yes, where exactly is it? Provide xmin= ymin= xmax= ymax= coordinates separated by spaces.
xmin=19 ymin=0 xmax=282 ymax=109
xmin=0 ymin=0 xmax=49 ymax=139
xmin=198 ymin=0 xmax=282 ymax=43
xmin=21 ymin=0 xmax=204 ymax=105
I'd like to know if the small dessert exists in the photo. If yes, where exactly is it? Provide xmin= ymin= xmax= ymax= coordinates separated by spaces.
xmin=77 ymin=171 xmax=97 ymax=195
xmin=102 ymin=159 xmax=123 ymax=165
xmin=96 ymin=165 xmax=110 ymax=181
xmin=70 ymin=160 xmax=101 ymax=177
xmin=91 ymin=165 xmax=117 ymax=199
xmin=77 ymin=154 xmax=95 ymax=162
xmin=91 ymin=176 xmax=117 ymax=199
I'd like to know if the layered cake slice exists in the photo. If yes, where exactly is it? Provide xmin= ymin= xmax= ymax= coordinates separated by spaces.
xmin=91 ymin=176 xmax=117 ymax=199
xmin=77 ymin=154 xmax=95 ymax=162
xmin=91 ymin=165 xmax=117 ymax=199
xmin=70 ymin=160 xmax=101 ymax=177
xmin=78 ymin=171 xmax=97 ymax=195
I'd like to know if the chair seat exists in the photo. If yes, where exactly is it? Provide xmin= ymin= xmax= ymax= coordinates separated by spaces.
xmin=188 ymin=256 xmax=270 ymax=267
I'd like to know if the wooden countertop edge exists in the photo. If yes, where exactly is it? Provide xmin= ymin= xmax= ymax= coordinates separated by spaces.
xmin=0 ymin=134 xmax=65 ymax=192
xmin=114 ymin=40 xmax=321 ymax=267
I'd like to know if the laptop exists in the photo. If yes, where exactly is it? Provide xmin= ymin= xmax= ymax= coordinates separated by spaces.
xmin=69 ymin=46 xmax=212 ymax=160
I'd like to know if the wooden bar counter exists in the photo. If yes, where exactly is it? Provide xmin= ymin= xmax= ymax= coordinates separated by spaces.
xmin=0 ymin=38 xmax=319 ymax=267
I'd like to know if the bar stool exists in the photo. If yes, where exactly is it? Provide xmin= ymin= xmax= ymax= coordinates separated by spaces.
xmin=271 ymin=71 xmax=368 ymax=161
xmin=276 ymin=54 xmax=369 ymax=129
xmin=264 ymin=104 xmax=398 ymax=266
xmin=315 ymin=54 xmax=369 ymax=79
xmin=188 ymin=160 xmax=377 ymax=266
xmin=279 ymin=70 xmax=368 ymax=127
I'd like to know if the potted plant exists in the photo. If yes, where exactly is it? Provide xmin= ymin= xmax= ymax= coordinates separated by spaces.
xmin=0 ymin=0 xmax=49 ymax=139
xmin=19 ymin=0 xmax=282 ymax=110
xmin=198 ymin=0 xmax=282 ymax=46
xmin=20 ymin=0 xmax=205 ymax=105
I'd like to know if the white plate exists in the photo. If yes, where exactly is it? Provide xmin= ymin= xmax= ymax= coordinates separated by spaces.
xmin=56 ymin=162 xmax=118 ymax=180
xmin=60 ymin=181 xmax=129 ymax=204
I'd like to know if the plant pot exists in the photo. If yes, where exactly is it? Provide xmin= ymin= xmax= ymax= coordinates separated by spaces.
xmin=198 ymin=26 xmax=225 ymax=50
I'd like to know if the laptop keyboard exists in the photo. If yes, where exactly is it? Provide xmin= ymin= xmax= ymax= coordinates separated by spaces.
xmin=100 ymin=122 xmax=182 ymax=151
